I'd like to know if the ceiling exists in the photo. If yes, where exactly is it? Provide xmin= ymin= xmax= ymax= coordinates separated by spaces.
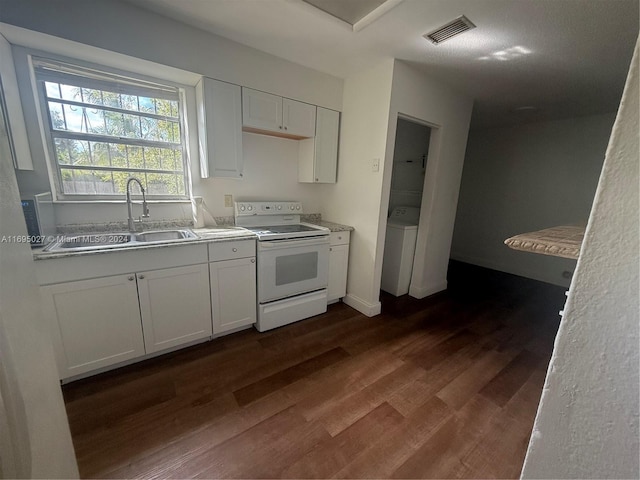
xmin=301 ymin=0 xmax=389 ymax=26
xmin=128 ymin=0 xmax=639 ymax=128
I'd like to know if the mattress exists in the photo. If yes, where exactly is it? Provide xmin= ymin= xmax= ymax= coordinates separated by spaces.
xmin=504 ymin=225 xmax=585 ymax=259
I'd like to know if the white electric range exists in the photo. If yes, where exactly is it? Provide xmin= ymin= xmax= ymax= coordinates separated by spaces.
xmin=235 ymin=201 xmax=330 ymax=332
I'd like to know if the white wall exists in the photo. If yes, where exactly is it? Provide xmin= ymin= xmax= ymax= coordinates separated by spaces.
xmin=44 ymin=132 xmax=328 ymax=226
xmin=321 ymin=59 xmax=395 ymax=315
xmin=0 ymin=0 xmax=342 ymax=109
xmin=0 ymin=87 xmax=78 ymax=478
xmin=2 ymin=0 xmax=342 ymax=223
xmin=195 ymin=132 xmax=327 ymax=217
xmin=386 ymin=60 xmax=473 ymax=299
xmin=521 ymin=40 xmax=639 ymax=479
xmin=322 ymin=59 xmax=473 ymax=315
xmin=451 ymin=113 xmax=615 ymax=286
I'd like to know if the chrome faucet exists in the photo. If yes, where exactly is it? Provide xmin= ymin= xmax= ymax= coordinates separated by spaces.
xmin=126 ymin=177 xmax=150 ymax=233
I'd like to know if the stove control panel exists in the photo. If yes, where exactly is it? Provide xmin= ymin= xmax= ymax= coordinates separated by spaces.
xmin=235 ymin=201 xmax=303 ymax=216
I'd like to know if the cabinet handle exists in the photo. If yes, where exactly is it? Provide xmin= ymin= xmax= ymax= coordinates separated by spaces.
xmin=338 ymin=236 xmax=342 ymax=240
xmin=251 ymin=258 xmax=255 ymax=263
xmin=330 ymin=247 xmax=333 ymax=252
xmin=284 ymin=126 xmax=288 ymax=130
xmin=315 ymin=178 xmax=319 ymax=182
xmin=232 ymin=248 xmax=238 ymax=252
xmin=128 ymin=276 xmax=135 ymax=281
xmin=279 ymin=125 xmax=283 ymax=129
xmin=138 ymin=274 xmax=145 ymax=280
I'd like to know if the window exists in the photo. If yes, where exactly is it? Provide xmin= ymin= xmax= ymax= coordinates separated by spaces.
xmin=33 ymin=58 xmax=189 ymax=200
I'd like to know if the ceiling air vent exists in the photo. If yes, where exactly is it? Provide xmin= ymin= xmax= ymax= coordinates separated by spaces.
xmin=424 ymin=15 xmax=476 ymax=45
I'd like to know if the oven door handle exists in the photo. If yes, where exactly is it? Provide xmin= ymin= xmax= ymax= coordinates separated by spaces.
xmin=258 ymin=237 xmax=329 ymax=249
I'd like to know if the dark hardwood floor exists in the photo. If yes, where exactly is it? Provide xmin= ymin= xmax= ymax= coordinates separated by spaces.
xmin=62 ymin=261 xmax=564 ymax=479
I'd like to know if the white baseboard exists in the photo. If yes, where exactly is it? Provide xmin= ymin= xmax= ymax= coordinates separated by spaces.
xmin=409 ymin=281 xmax=448 ymax=299
xmin=343 ymin=294 xmax=382 ymax=317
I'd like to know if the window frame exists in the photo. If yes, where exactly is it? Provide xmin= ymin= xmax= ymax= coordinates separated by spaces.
xmin=31 ymin=56 xmax=193 ymax=202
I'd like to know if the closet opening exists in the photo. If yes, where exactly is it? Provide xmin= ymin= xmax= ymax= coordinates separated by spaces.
xmin=380 ymin=117 xmax=432 ymax=298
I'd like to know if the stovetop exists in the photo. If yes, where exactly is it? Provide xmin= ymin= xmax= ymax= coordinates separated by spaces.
xmin=234 ymin=201 xmax=329 ymax=240
xmin=244 ymin=222 xmax=329 ymax=241
xmin=245 ymin=224 xmax=321 ymax=235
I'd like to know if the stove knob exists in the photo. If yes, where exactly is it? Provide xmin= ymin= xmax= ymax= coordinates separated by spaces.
xmin=277 ymin=205 xmax=282 ymax=210
xmin=290 ymin=205 xmax=295 ymax=210
xmin=248 ymin=205 xmax=253 ymax=211
xmin=240 ymin=205 xmax=246 ymax=211
xmin=296 ymin=205 xmax=301 ymax=210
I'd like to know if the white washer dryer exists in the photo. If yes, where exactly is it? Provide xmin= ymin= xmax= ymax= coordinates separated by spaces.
xmin=381 ymin=206 xmax=421 ymax=296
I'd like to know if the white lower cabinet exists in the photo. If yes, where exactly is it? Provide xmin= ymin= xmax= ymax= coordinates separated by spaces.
xmin=40 ymin=239 xmax=258 ymax=381
xmin=327 ymin=231 xmax=350 ymax=303
xmin=209 ymin=245 xmax=257 ymax=334
xmin=41 ymin=274 xmax=146 ymax=379
xmin=137 ymin=264 xmax=212 ymax=354
xmin=42 ymin=263 xmax=212 ymax=380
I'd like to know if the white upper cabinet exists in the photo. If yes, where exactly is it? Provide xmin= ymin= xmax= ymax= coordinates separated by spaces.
xmin=282 ymin=97 xmax=316 ymax=138
xmin=298 ymin=107 xmax=340 ymax=183
xmin=242 ymin=88 xmax=282 ymax=132
xmin=196 ymin=77 xmax=243 ymax=178
xmin=242 ymin=87 xmax=316 ymax=139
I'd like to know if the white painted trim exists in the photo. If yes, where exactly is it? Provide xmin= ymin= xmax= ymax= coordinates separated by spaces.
xmin=353 ymin=0 xmax=405 ymax=32
xmin=343 ymin=293 xmax=381 ymax=317
xmin=0 ymin=22 xmax=201 ymax=86
xmin=0 ymin=379 xmax=17 ymax=478
xmin=0 ymin=33 xmax=33 ymax=170
xmin=409 ymin=280 xmax=447 ymax=299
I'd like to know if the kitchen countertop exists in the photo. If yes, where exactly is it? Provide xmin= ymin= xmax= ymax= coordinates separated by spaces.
xmin=31 ymin=219 xmax=354 ymax=261
xmin=32 ymin=226 xmax=256 ymax=261
xmin=312 ymin=220 xmax=354 ymax=232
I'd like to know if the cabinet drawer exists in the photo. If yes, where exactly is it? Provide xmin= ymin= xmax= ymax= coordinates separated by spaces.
xmin=330 ymin=231 xmax=350 ymax=246
xmin=208 ymin=239 xmax=255 ymax=261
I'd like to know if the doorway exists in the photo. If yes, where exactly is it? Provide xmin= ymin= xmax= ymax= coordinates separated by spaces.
xmin=380 ymin=117 xmax=432 ymax=297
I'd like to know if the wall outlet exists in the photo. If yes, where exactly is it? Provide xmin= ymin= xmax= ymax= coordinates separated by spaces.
xmin=372 ymin=158 xmax=380 ymax=172
xmin=224 ymin=194 xmax=233 ymax=208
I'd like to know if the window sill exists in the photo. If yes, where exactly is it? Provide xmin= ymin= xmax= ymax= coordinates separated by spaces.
xmin=52 ymin=199 xmax=193 ymax=205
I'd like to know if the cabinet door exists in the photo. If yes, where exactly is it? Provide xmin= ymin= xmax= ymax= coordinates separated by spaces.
xmin=282 ymin=98 xmax=316 ymax=138
xmin=210 ymin=257 xmax=257 ymax=334
xmin=328 ymin=244 xmax=349 ymax=303
xmin=196 ymin=78 xmax=243 ymax=178
xmin=41 ymin=275 xmax=144 ymax=379
xmin=314 ymin=107 xmax=340 ymax=183
xmin=298 ymin=107 xmax=339 ymax=183
xmin=242 ymin=88 xmax=282 ymax=132
xmin=137 ymin=264 xmax=212 ymax=354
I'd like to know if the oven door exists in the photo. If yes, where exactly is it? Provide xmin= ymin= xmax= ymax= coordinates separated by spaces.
xmin=257 ymin=236 xmax=329 ymax=303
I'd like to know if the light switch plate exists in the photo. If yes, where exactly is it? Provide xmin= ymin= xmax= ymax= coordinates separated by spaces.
xmin=224 ymin=194 xmax=233 ymax=207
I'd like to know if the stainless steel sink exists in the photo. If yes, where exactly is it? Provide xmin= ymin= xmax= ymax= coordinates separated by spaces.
xmin=134 ymin=229 xmax=197 ymax=242
xmin=43 ymin=229 xmax=198 ymax=253
xmin=51 ymin=233 xmax=133 ymax=251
